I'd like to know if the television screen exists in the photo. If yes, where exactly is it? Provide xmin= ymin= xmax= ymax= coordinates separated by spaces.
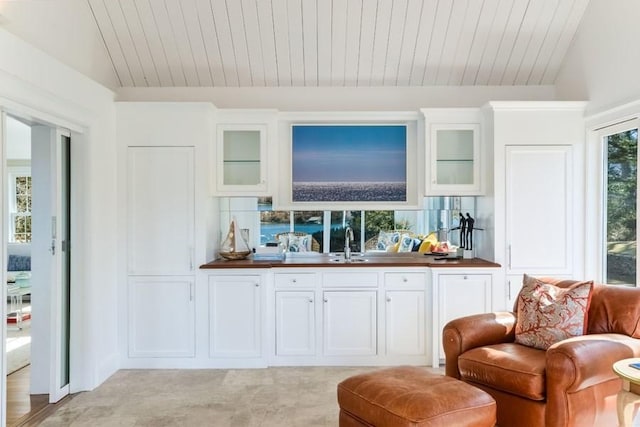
xmin=291 ymin=124 xmax=407 ymax=202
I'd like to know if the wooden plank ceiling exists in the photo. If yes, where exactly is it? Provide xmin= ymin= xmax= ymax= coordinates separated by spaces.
xmin=87 ymin=0 xmax=590 ymax=88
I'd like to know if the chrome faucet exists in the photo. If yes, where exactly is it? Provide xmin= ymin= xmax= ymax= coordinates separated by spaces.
xmin=344 ymin=226 xmax=354 ymax=261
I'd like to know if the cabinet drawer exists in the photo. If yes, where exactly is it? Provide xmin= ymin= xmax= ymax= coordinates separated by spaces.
xmin=322 ymin=271 xmax=378 ymax=288
xmin=274 ymin=272 xmax=319 ymax=288
xmin=384 ymin=272 xmax=426 ymax=289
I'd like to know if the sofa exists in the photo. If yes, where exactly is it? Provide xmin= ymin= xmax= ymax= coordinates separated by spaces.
xmin=443 ymin=277 xmax=640 ymax=427
xmin=6 ymin=242 xmax=31 ymax=300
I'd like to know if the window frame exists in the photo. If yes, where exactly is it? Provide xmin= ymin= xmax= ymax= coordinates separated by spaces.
xmin=7 ymin=166 xmax=32 ymax=243
xmin=596 ymin=119 xmax=640 ymax=285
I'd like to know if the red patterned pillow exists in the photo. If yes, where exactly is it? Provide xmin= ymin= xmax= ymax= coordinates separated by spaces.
xmin=515 ymin=275 xmax=594 ymax=350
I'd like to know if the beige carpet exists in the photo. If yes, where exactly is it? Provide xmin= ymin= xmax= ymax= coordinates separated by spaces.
xmin=40 ymin=365 xmax=443 ymax=426
xmin=6 ymin=312 xmax=31 ymax=375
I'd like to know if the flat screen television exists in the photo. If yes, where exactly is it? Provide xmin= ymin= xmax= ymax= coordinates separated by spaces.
xmin=291 ymin=124 xmax=408 ymax=202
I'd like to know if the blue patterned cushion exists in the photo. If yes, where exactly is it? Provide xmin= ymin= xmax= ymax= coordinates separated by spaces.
xmin=397 ymin=234 xmax=415 ymax=252
xmin=376 ymin=231 xmax=402 ymax=251
xmin=280 ymin=233 xmax=312 ymax=252
xmin=8 ymin=254 xmax=30 ymax=271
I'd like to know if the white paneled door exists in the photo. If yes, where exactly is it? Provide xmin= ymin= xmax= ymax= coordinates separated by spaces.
xmin=127 ymin=147 xmax=195 ymax=276
xmin=505 ymin=145 xmax=573 ymax=276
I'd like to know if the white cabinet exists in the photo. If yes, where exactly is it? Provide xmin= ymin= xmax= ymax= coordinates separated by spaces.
xmin=128 ymin=277 xmax=194 ymax=358
xmin=215 ymin=124 xmax=267 ymax=194
xmin=385 ymin=291 xmax=426 ymax=356
xmin=209 ymin=275 xmax=262 ymax=358
xmin=490 ymin=103 xmax=586 ymax=309
xmin=275 ymin=291 xmax=316 ymax=356
xmin=429 ymin=124 xmax=481 ymax=194
xmin=323 ymin=291 xmax=377 ymax=356
xmin=505 ymin=145 xmax=574 ymax=276
xmin=434 ymin=273 xmax=492 ymax=363
xmin=422 ymin=108 xmax=483 ymax=195
xmin=127 ymin=146 xmax=195 ymax=275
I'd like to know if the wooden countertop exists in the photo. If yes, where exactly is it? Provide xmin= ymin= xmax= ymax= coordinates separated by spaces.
xmin=200 ymin=254 xmax=500 ymax=269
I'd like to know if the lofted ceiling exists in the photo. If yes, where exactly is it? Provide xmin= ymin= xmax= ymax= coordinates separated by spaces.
xmin=0 ymin=0 xmax=591 ymax=89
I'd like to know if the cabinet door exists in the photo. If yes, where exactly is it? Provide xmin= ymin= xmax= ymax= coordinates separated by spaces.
xmin=128 ymin=277 xmax=194 ymax=358
xmin=385 ymin=291 xmax=426 ymax=356
xmin=506 ymin=145 xmax=573 ymax=275
xmin=323 ymin=291 xmax=377 ymax=356
xmin=127 ymin=147 xmax=195 ymax=275
xmin=428 ymin=124 xmax=481 ymax=195
xmin=275 ymin=291 xmax=316 ymax=356
xmin=209 ymin=275 xmax=262 ymax=358
xmin=216 ymin=124 xmax=267 ymax=194
xmin=437 ymin=274 xmax=491 ymax=359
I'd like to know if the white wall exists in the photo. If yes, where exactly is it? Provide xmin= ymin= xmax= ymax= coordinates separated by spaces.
xmin=556 ymin=0 xmax=640 ymax=115
xmin=0 ymin=0 xmax=118 ymax=90
xmin=6 ymin=116 xmax=30 ymax=160
xmin=116 ymin=85 xmax=557 ymax=110
xmin=0 ymin=26 xmax=118 ymax=393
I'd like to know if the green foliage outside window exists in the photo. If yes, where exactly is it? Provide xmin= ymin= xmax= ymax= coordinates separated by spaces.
xmin=13 ymin=176 xmax=32 ymax=243
xmin=606 ymin=129 xmax=637 ymax=284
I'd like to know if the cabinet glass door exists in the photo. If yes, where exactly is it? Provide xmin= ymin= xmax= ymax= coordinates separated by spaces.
xmin=216 ymin=124 xmax=267 ymax=194
xmin=222 ymin=129 xmax=261 ymax=185
xmin=435 ymin=129 xmax=474 ymax=185
xmin=429 ymin=124 xmax=480 ymax=194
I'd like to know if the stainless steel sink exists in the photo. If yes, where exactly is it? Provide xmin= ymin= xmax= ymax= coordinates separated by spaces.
xmin=329 ymin=257 xmax=368 ymax=263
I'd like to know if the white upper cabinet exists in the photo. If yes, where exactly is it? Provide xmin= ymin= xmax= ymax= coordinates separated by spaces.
xmin=422 ymin=108 xmax=483 ymax=195
xmin=127 ymin=146 xmax=195 ymax=275
xmin=216 ymin=124 xmax=267 ymax=193
xmin=505 ymin=145 xmax=574 ymax=276
xmin=212 ymin=109 xmax=277 ymax=196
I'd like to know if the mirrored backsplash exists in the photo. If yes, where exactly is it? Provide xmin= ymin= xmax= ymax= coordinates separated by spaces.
xmin=217 ymin=196 xmax=477 ymax=253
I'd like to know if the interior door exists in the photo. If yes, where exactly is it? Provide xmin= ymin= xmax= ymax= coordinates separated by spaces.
xmin=48 ymin=130 xmax=70 ymax=403
xmin=0 ymin=111 xmax=7 ymax=427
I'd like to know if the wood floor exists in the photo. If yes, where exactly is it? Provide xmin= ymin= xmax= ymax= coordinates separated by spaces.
xmin=5 ymin=365 xmax=64 ymax=427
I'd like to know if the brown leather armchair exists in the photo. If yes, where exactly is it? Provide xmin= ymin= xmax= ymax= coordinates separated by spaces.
xmin=443 ymin=278 xmax=640 ymax=427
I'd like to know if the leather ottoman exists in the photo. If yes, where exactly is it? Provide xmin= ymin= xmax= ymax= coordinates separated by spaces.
xmin=337 ymin=366 xmax=496 ymax=427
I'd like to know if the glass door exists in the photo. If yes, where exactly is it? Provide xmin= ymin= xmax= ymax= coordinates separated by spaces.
xmin=602 ymin=121 xmax=639 ymax=285
xmin=49 ymin=129 xmax=70 ymax=403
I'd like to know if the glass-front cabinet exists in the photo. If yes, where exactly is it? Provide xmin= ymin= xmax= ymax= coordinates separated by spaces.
xmin=215 ymin=124 xmax=267 ymax=194
xmin=430 ymin=124 xmax=479 ymax=193
xmin=422 ymin=108 xmax=483 ymax=196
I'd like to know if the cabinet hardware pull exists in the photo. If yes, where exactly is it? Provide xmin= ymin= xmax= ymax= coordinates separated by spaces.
xmin=255 ymin=283 xmax=259 ymax=287
xmin=323 ymin=298 xmax=328 ymax=303
xmin=292 ymin=279 xmax=297 ymax=283
xmin=507 ymin=280 xmax=511 ymax=300
xmin=308 ymin=298 xmax=313 ymax=303
xmin=189 ymin=246 xmax=194 ymax=271
xmin=386 ymin=297 xmax=392 ymax=302
xmin=508 ymin=244 xmax=512 ymax=269
xmin=402 ymin=277 xmax=408 ymax=282
xmin=464 ymin=275 xmax=467 ymax=280
xmin=189 ymin=283 xmax=193 ymax=302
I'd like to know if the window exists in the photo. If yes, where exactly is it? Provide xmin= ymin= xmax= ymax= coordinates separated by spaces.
xmin=258 ymin=198 xmax=408 ymax=253
xmin=602 ymin=124 xmax=638 ymax=285
xmin=8 ymin=169 xmax=32 ymax=243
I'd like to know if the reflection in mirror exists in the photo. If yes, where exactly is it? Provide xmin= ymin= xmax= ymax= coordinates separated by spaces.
xmin=218 ymin=196 xmax=477 ymax=255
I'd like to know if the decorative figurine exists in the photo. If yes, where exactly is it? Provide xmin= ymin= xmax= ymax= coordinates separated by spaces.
xmin=458 ymin=213 xmax=467 ymax=249
xmin=219 ymin=217 xmax=252 ymax=260
xmin=465 ymin=213 xmax=475 ymax=250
